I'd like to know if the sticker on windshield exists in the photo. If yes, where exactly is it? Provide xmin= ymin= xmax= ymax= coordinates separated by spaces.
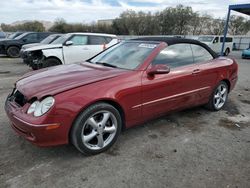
xmin=138 ymin=43 xmax=157 ymax=49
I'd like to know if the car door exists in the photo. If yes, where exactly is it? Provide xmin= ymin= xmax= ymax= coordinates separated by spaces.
xmin=190 ymin=44 xmax=218 ymax=103
xmin=63 ymin=34 xmax=88 ymax=64
xmin=141 ymin=43 xmax=203 ymax=119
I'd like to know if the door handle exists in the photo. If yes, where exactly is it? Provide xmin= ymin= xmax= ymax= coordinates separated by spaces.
xmin=192 ymin=69 xmax=201 ymax=75
xmin=82 ymin=47 xmax=90 ymax=50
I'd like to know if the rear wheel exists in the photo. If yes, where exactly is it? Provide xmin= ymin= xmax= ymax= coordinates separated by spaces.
xmin=206 ymin=81 xmax=228 ymax=111
xmin=224 ymin=48 xmax=230 ymax=56
xmin=70 ymin=103 xmax=122 ymax=155
xmin=7 ymin=46 xmax=20 ymax=58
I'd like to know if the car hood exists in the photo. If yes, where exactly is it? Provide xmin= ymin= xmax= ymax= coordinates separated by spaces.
xmin=22 ymin=43 xmax=41 ymax=50
xmin=25 ymin=43 xmax=62 ymax=52
xmin=16 ymin=62 xmax=128 ymax=100
xmin=243 ymin=49 xmax=250 ymax=53
xmin=0 ymin=39 xmax=17 ymax=43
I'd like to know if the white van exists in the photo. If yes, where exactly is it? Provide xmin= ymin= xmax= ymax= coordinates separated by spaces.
xmin=198 ymin=35 xmax=233 ymax=56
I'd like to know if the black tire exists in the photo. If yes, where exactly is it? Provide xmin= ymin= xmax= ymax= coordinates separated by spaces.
xmin=43 ymin=58 xmax=61 ymax=68
xmin=7 ymin=46 xmax=20 ymax=58
xmin=70 ymin=103 xmax=122 ymax=155
xmin=31 ymin=58 xmax=61 ymax=70
xmin=224 ymin=48 xmax=230 ymax=56
xmin=205 ymin=81 xmax=229 ymax=111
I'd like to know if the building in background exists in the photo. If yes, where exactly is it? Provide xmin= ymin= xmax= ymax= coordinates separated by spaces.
xmin=97 ymin=19 xmax=114 ymax=25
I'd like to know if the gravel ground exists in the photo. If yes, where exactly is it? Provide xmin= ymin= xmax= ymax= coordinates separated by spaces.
xmin=0 ymin=52 xmax=249 ymax=188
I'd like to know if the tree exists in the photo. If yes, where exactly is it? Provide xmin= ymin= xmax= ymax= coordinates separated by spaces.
xmin=1 ymin=21 xmax=45 ymax=32
xmin=158 ymin=5 xmax=195 ymax=35
xmin=229 ymin=15 xmax=249 ymax=35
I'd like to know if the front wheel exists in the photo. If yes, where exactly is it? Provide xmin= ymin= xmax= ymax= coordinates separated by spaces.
xmin=206 ymin=81 xmax=228 ymax=111
xmin=7 ymin=46 xmax=20 ymax=58
xmin=43 ymin=58 xmax=61 ymax=68
xmin=70 ymin=103 xmax=122 ymax=155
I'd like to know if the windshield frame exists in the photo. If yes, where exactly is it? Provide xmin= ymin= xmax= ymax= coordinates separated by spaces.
xmin=51 ymin=34 xmax=69 ymax=44
xmin=40 ymin=35 xmax=58 ymax=44
xmin=14 ymin=33 xmax=30 ymax=40
xmin=88 ymin=40 xmax=161 ymax=71
xmin=7 ymin=32 xmax=23 ymax=39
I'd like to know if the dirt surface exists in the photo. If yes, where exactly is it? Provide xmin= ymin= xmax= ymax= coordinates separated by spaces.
xmin=0 ymin=52 xmax=249 ymax=188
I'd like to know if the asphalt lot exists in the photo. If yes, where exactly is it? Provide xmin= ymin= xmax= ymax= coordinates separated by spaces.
xmin=0 ymin=52 xmax=249 ymax=188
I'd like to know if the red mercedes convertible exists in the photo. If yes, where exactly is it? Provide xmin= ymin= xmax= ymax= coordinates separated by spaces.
xmin=5 ymin=37 xmax=238 ymax=155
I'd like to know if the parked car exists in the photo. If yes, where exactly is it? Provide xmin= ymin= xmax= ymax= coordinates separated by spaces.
xmin=0 ymin=32 xmax=54 ymax=58
xmin=198 ymin=35 xmax=233 ymax=56
xmin=5 ymin=37 xmax=238 ymax=155
xmin=242 ymin=47 xmax=250 ymax=59
xmin=22 ymin=32 xmax=118 ymax=70
xmin=20 ymin=34 xmax=63 ymax=63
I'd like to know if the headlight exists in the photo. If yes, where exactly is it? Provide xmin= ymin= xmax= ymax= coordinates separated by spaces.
xmin=27 ymin=96 xmax=55 ymax=117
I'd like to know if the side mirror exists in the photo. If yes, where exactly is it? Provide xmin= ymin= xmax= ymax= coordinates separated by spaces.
xmin=65 ymin=41 xmax=73 ymax=46
xmin=22 ymin=38 xmax=27 ymax=42
xmin=147 ymin=64 xmax=170 ymax=76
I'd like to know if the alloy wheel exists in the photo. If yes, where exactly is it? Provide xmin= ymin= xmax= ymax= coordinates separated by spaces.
xmin=213 ymin=84 xmax=228 ymax=109
xmin=81 ymin=110 xmax=117 ymax=150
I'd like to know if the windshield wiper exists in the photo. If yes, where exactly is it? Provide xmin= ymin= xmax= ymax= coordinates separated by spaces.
xmin=95 ymin=62 xmax=117 ymax=68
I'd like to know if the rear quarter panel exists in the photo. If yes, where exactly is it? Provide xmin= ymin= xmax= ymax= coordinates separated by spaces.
xmin=198 ymin=57 xmax=238 ymax=94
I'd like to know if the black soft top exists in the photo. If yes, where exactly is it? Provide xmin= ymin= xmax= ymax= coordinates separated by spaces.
xmin=132 ymin=37 xmax=218 ymax=58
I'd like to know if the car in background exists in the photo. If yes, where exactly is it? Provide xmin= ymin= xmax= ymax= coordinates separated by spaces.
xmin=23 ymin=33 xmax=118 ymax=69
xmin=198 ymin=35 xmax=233 ymax=56
xmin=0 ymin=32 xmax=54 ymax=58
xmin=5 ymin=37 xmax=238 ymax=155
xmin=20 ymin=34 xmax=63 ymax=63
xmin=0 ymin=31 xmax=6 ymax=39
xmin=242 ymin=47 xmax=250 ymax=59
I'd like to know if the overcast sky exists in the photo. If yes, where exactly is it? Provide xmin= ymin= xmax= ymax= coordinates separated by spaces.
xmin=0 ymin=0 xmax=249 ymax=24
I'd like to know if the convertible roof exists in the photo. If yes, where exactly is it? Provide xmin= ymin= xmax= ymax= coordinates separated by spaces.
xmin=132 ymin=37 xmax=219 ymax=58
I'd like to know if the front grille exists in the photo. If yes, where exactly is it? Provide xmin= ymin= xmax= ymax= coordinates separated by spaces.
xmin=9 ymin=89 xmax=27 ymax=107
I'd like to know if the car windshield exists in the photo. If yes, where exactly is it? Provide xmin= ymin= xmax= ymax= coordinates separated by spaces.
xmin=51 ymin=34 xmax=68 ymax=44
xmin=41 ymin=35 xmax=57 ymax=44
xmin=15 ymin=33 xmax=28 ymax=40
xmin=89 ymin=41 xmax=158 ymax=70
xmin=198 ymin=36 xmax=214 ymax=42
xmin=7 ymin=32 xmax=22 ymax=39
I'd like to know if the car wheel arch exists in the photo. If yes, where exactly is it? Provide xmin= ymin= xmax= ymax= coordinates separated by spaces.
xmin=68 ymin=99 xmax=126 ymax=143
xmin=221 ymin=79 xmax=231 ymax=92
xmin=6 ymin=45 xmax=20 ymax=51
xmin=45 ymin=56 xmax=62 ymax=64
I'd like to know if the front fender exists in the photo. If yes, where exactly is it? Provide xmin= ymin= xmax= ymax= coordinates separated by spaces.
xmin=42 ymin=48 xmax=64 ymax=64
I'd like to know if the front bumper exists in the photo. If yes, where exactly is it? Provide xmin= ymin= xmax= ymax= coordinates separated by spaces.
xmin=0 ymin=45 xmax=6 ymax=55
xmin=5 ymin=95 xmax=69 ymax=147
